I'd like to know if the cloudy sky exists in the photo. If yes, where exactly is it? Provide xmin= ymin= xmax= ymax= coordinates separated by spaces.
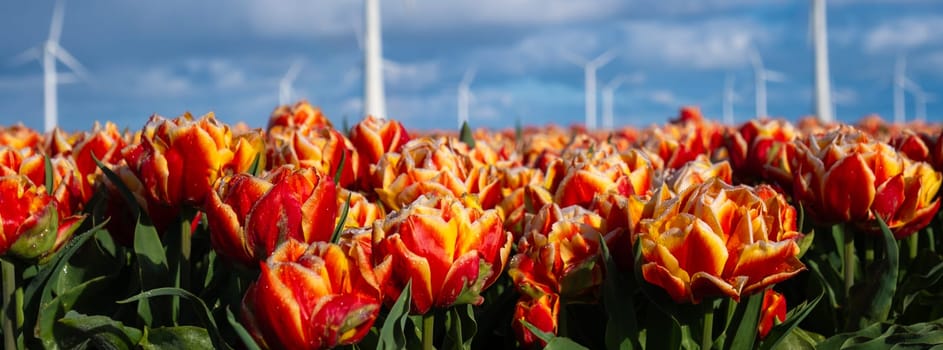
xmin=0 ymin=0 xmax=941 ymax=131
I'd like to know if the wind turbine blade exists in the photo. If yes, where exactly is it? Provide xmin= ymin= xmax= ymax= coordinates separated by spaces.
xmin=590 ymin=49 xmax=617 ymax=68
xmin=558 ymin=49 xmax=587 ymax=66
xmin=49 ymin=0 xmax=66 ymax=43
xmin=58 ymin=72 xmax=79 ymax=84
xmin=460 ymin=66 xmax=477 ymax=86
xmin=748 ymin=47 xmax=763 ymax=72
xmin=52 ymin=44 xmax=90 ymax=81
xmin=765 ymin=70 xmax=787 ymax=83
xmin=283 ymin=60 xmax=304 ymax=82
xmin=9 ymin=47 xmax=41 ymax=66
xmin=604 ymin=74 xmax=628 ymax=90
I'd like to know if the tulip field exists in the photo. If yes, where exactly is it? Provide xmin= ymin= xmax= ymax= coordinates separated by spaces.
xmin=1 ymin=102 xmax=942 ymax=349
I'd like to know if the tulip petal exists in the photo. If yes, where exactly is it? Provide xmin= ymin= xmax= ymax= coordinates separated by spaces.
xmin=823 ymin=153 xmax=875 ymax=221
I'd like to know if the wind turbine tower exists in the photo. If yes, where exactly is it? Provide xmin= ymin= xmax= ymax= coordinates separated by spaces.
xmin=723 ymin=74 xmax=735 ymax=125
xmin=749 ymin=48 xmax=785 ymax=118
xmin=811 ymin=0 xmax=835 ymax=123
xmin=363 ymin=0 xmax=387 ymax=119
xmin=894 ymin=56 xmax=907 ymax=124
xmin=562 ymin=50 xmax=617 ymax=130
xmin=457 ymin=67 xmax=476 ymax=128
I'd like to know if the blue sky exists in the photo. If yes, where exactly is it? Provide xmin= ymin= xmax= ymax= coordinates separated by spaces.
xmin=0 ymin=0 xmax=941 ymax=131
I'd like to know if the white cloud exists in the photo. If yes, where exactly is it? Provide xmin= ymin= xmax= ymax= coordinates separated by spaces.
xmin=132 ymin=67 xmax=193 ymax=97
xmin=648 ymin=90 xmax=681 ymax=106
xmin=832 ymin=86 xmax=858 ymax=105
xmin=621 ymin=18 xmax=770 ymax=69
xmin=183 ymin=59 xmax=248 ymax=90
xmin=863 ymin=16 xmax=943 ymax=53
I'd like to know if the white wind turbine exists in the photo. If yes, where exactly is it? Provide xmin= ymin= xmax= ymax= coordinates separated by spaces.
xmin=600 ymin=73 xmax=643 ymax=130
xmin=810 ymin=0 xmax=835 ymax=123
xmin=896 ymin=57 xmax=930 ymax=123
xmin=749 ymin=48 xmax=786 ymax=118
xmin=561 ymin=50 xmax=617 ymax=130
xmin=457 ymin=66 xmax=476 ymax=128
xmin=894 ymin=56 xmax=908 ymax=124
xmin=278 ymin=60 xmax=304 ymax=106
xmin=723 ymin=74 xmax=736 ymax=125
xmin=11 ymin=0 xmax=89 ymax=132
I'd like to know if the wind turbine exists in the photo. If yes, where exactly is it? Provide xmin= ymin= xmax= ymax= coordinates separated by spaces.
xmin=600 ymin=73 xmax=643 ymax=130
xmin=723 ymin=74 xmax=736 ymax=125
xmin=11 ymin=0 xmax=89 ymax=132
xmin=278 ymin=60 xmax=304 ymax=106
xmin=810 ymin=0 xmax=835 ymax=123
xmin=363 ymin=0 xmax=387 ymax=120
xmin=894 ymin=56 xmax=907 ymax=124
xmin=749 ymin=48 xmax=786 ymax=118
xmin=457 ymin=66 xmax=476 ymax=128
xmin=561 ymin=50 xmax=617 ymax=130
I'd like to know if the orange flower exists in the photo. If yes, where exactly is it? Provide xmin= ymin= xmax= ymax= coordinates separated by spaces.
xmin=0 ymin=175 xmax=84 ymax=261
xmin=371 ymin=194 xmax=512 ymax=314
xmin=335 ymin=188 xmax=385 ymax=230
xmin=348 ymin=115 xmax=411 ymax=171
xmin=122 ymin=113 xmax=245 ymax=209
xmin=545 ymin=147 xmax=653 ymax=208
xmin=509 ymin=204 xmax=613 ymax=302
xmin=726 ymin=118 xmax=797 ymax=186
xmin=513 ymin=293 xmax=559 ymax=348
xmin=793 ymin=127 xmax=942 ymax=238
xmin=758 ymin=289 xmax=786 ymax=339
xmin=642 ymin=107 xmax=725 ymax=169
xmin=663 ymin=155 xmax=732 ymax=194
xmin=267 ymin=127 xmax=361 ymax=188
xmin=267 ymin=100 xmax=333 ymax=135
xmin=371 ymin=137 xmax=473 ymax=210
xmin=241 ymin=239 xmax=383 ymax=349
xmin=19 ymin=154 xmax=87 ymax=215
xmin=205 ymin=166 xmax=337 ymax=266
xmin=0 ymin=124 xmax=42 ymax=153
xmin=639 ymin=179 xmax=804 ymax=303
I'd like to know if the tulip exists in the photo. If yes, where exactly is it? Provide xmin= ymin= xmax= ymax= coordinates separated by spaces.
xmin=662 ymin=155 xmax=732 ymax=195
xmin=512 ymin=293 xmax=559 ymax=348
xmin=544 ymin=148 xmax=652 ymax=208
xmin=726 ymin=118 xmax=797 ymax=186
xmin=122 ymin=113 xmax=247 ymax=209
xmin=205 ymin=166 xmax=337 ymax=266
xmin=19 ymin=154 xmax=87 ymax=215
xmin=335 ymin=188 xmax=385 ymax=231
xmin=639 ymin=178 xmax=804 ymax=303
xmin=758 ymin=289 xmax=787 ymax=339
xmin=241 ymin=239 xmax=384 ymax=349
xmin=0 ymin=147 xmax=23 ymax=177
xmin=642 ymin=107 xmax=725 ymax=170
xmin=267 ymin=127 xmax=361 ymax=188
xmin=71 ymin=122 xmax=128 ymax=187
xmin=793 ymin=127 xmax=942 ymax=238
xmin=0 ymin=176 xmax=84 ymax=261
xmin=0 ymin=124 xmax=42 ymax=153
xmin=371 ymin=194 xmax=512 ymax=314
xmin=371 ymin=137 xmax=473 ymax=210
xmin=509 ymin=204 xmax=613 ymax=303
xmin=267 ymin=100 xmax=334 ymax=136
xmin=348 ymin=115 xmax=411 ymax=170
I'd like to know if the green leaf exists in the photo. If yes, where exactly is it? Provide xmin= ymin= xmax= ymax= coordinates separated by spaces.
xmin=378 ymin=280 xmax=412 ymax=350
xmin=845 ymin=217 xmax=899 ymax=330
xmin=246 ymin=152 xmax=262 ymax=177
xmin=117 ymin=287 xmax=231 ymax=350
xmin=515 ymin=118 xmax=523 ymax=143
xmin=444 ymin=304 xmax=477 ymax=350
xmin=460 ymin=121 xmax=476 ymax=149
xmin=55 ymin=311 xmax=142 ymax=350
xmin=25 ymin=223 xmax=107 ymax=348
xmin=521 ymin=319 xmax=554 ymax=344
xmin=44 ymin=154 xmax=54 ymax=195
xmin=226 ymin=307 xmax=261 ymax=350
xmin=599 ymin=234 xmax=639 ymax=350
xmin=723 ymin=293 xmax=763 ymax=350
xmin=334 ymin=149 xmax=347 ymax=185
xmin=140 ymin=326 xmax=212 ymax=350
xmin=133 ymin=215 xmax=170 ymax=327
xmin=331 ymin=193 xmax=352 ymax=244
xmin=770 ymin=328 xmax=823 ymax=350
xmin=797 ymin=229 xmax=815 ymax=260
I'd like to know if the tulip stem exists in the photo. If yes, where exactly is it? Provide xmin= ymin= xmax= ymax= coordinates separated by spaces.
xmin=842 ymin=225 xmax=854 ymax=299
xmin=701 ymin=302 xmax=714 ymax=350
xmin=1 ymin=259 xmax=15 ymax=350
xmin=422 ymin=313 xmax=434 ymax=350
xmin=907 ymin=234 xmax=918 ymax=261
